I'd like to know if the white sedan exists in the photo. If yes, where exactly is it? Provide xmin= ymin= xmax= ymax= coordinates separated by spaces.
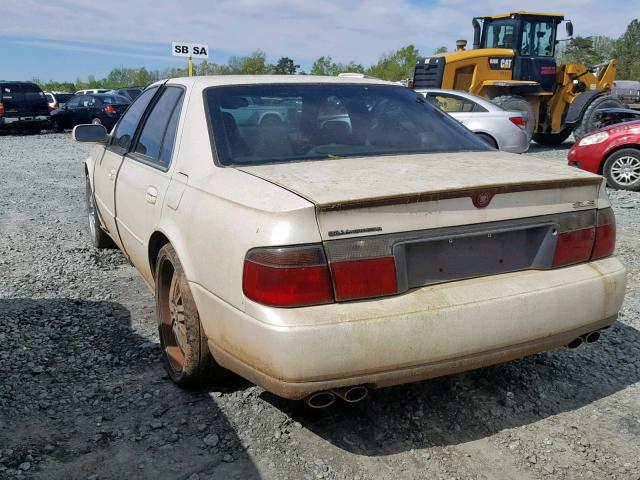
xmin=416 ymin=88 xmax=531 ymax=153
xmin=76 ymin=75 xmax=626 ymax=408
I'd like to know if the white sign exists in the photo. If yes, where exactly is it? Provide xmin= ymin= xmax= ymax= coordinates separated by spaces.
xmin=172 ymin=42 xmax=209 ymax=59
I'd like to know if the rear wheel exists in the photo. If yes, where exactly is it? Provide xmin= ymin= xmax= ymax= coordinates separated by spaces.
xmin=156 ymin=244 xmax=224 ymax=387
xmin=475 ymin=132 xmax=498 ymax=149
xmin=533 ymin=128 xmax=572 ymax=146
xmin=91 ymin=118 xmax=102 ymax=125
xmin=573 ymin=95 xmax=625 ymax=141
xmin=51 ymin=119 xmax=63 ymax=133
xmin=603 ymin=148 xmax=640 ymax=191
xmin=85 ymin=175 xmax=115 ymax=249
xmin=490 ymin=95 xmax=535 ymax=140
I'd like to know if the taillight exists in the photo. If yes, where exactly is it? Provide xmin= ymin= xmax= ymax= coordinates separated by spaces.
xmin=552 ymin=228 xmax=595 ymax=267
xmin=0 ymin=102 xmax=4 ymax=116
xmin=104 ymin=105 xmax=116 ymax=114
xmin=509 ymin=116 xmax=527 ymax=129
xmin=330 ymin=257 xmax=397 ymax=301
xmin=552 ymin=207 xmax=616 ymax=267
xmin=591 ymin=208 xmax=616 ymax=260
xmin=242 ymin=245 xmax=334 ymax=307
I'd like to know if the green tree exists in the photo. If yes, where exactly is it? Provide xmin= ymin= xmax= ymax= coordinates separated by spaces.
xmin=274 ymin=57 xmax=299 ymax=75
xmin=560 ymin=36 xmax=604 ymax=66
xmin=240 ymin=50 xmax=272 ymax=74
xmin=615 ymin=19 xmax=640 ymax=80
xmin=366 ymin=44 xmax=420 ymax=81
xmin=434 ymin=46 xmax=448 ymax=54
xmin=311 ymin=56 xmax=364 ymax=76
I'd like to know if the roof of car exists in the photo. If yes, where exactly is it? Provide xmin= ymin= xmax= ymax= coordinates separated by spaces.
xmin=158 ymin=75 xmax=398 ymax=89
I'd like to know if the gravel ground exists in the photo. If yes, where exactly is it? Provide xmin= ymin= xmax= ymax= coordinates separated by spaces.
xmin=1 ymin=133 xmax=639 ymax=480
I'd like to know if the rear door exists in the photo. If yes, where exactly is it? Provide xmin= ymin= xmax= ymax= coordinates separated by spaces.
xmin=426 ymin=92 xmax=480 ymax=126
xmin=115 ymin=86 xmax=185 ymax=284
xmin=74 ymin=95 xmax=99 ymax=125
xmin=93 ymin=87 xmax=159 ymax=251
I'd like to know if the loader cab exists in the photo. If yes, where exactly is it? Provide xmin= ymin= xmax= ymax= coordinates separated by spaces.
xmin=476 ymin=13 xmax=566 ymax=92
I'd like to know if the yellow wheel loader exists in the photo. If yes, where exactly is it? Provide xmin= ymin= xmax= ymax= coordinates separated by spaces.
xmin=412 ymin=12 xmax=623 ymax=145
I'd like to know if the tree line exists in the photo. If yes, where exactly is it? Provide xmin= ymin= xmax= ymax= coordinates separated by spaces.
xmin=35 ymin=19 xmax=639 ymax=92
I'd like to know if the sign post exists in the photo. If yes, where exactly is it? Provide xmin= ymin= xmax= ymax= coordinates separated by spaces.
xmin=172 ymin=42 xmax=209 ymax=77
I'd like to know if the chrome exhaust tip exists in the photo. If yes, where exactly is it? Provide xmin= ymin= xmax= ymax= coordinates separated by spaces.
xmin=567 ymin=337 xmax=583 ymax=349
xmin=584 ymin=330 xmax=601 ymax=344
xmin=331 ymin=385 xmax=369 ymax=403
xmin=305 ymin=391 xmax=336 ymax=409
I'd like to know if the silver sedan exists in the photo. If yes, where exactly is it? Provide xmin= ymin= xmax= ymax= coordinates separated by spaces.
xmin=416 ymin=89 xmax=531 ymax=153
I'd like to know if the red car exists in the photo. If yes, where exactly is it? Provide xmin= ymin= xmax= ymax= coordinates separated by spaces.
xmin=568 ymin=120 xmax=640 ymax=191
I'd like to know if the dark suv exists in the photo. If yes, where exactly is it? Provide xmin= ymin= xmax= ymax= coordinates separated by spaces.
xmin=0 ymin=81 xmax=50 ymax=133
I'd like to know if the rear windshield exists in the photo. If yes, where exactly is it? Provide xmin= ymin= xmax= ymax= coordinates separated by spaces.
xmin=100 ymin=95 xmax=130 ymax=105
xmin=126 ymin=89 xmax=142 ymax=99
xmin=21 ymin=83 xmax=43 ymax=93
xmin=205 ymin=84 xmax=489 ymax=166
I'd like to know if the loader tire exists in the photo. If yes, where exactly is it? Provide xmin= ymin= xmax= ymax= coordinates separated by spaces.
xmin=573 ymin=95 xmax=625 ymax=142
xmin=490 ymin=95 xmax=535 ymax=140
xmin=533 ymin=129 xmax=572 ymax=146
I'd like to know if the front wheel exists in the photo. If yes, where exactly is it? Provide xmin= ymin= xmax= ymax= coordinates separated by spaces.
xmin=85 ymin=175 xmax=115 ymax=249
xmin=155 ymin=244 xmax=224 ymax=387
xmin=603 ymin=148 xmax=640 ymax=191
xmin=91 ymin=118 xmax=102 ymax=125
xmin=51 ymin=119 xmax=63 ymax=133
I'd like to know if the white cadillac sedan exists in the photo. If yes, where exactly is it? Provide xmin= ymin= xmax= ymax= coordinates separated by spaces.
xmin=76 ymin=76 xmax=627 ymax=408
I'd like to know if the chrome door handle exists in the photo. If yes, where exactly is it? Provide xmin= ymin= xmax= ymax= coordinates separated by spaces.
xmin=108 ymin=168 xmax=116 ymax=181
xmin=145 ymin=187 xmax=158 ymax=205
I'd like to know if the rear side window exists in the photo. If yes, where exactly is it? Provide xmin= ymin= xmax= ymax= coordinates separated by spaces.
xmin=46 ymin=94 xmax=54 ymax=103
xmin=133 ymin=87 xmax=184 ymax=168
xmin=111 ymin=87 xmax=158 ymax=151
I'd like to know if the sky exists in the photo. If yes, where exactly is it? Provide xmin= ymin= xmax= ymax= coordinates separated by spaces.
xmin=0 ymin=0 xmax=635 ymax=82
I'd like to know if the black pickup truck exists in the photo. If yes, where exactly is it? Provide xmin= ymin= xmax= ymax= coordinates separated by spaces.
xmin=0 ymin=81 xmax=50 ymax=133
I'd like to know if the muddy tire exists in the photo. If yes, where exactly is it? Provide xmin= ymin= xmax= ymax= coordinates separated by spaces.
xmin=533 ymin=129 xmax=572 ymax=146
xmin=603 ymin=148 xmax=640 ymax=191
xmin=573 ymin=95 xmax=625 ymax=141
xmin=155 ymin=243 xmax=223 ymax=387
xmin=491 ymin=95 xmax=535 ymax=140
xmin=85 ymin=175 xmax=115 ymax=249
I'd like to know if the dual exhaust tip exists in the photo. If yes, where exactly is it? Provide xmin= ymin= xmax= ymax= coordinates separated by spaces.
xmin=305 ymin=385 xmax=368 ymax=409
xmin=307 ymin=329 xmax=604 ymax=407
xmin=567 ymin=330 xmax=601 ymax=349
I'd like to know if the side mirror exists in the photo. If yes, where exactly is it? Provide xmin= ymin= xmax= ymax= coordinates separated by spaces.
xmin=73 ymin=124 xmax=107 ymax=143
xmin=566 ymin=21 xmax=574 ymax=37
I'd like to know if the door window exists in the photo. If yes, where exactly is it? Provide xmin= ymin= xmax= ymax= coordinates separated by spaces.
xmin=132 ymin=87 xmax=184 ymax=169
xmin=426 ymin=93 xmax=483 ymax=113
xmin=110 ymin=87 xmax=158 ymax=152
xmin=65 ymin=97 xmax=83 ymax=109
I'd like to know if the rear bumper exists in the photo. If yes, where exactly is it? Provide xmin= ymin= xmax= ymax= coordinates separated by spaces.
xmin=0 ymin=115 xmax=49 ymax=130
xmin=192 ymin=257 xmax=627 ymax=399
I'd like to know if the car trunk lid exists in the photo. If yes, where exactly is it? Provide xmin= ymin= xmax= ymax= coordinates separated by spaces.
xmin=238 ymin=151 xmax=602 ymax=240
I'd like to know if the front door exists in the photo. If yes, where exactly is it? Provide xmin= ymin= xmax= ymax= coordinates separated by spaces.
xmin=92 ymin=87 xmax=159 ymax=252
xmin=114 ymin=86 xmax=185 ymax=285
